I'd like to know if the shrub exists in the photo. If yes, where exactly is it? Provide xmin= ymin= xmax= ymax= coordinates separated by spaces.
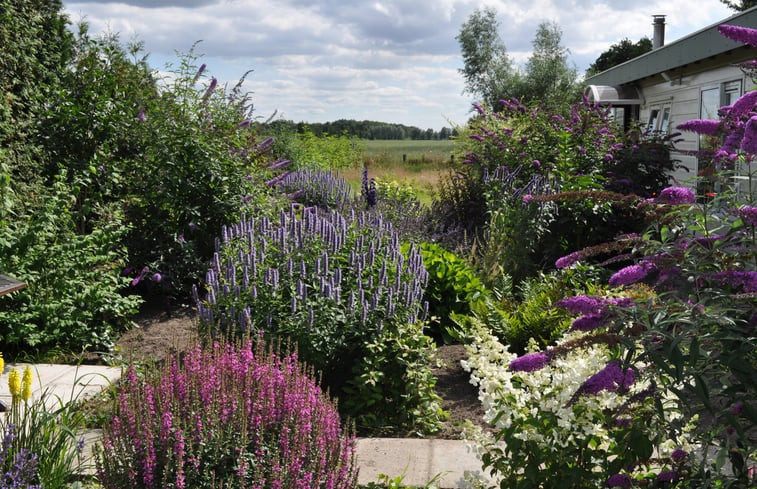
xmin=194 ymin=208 xmax=445 ymax=432
xmin=97 ymin=340 xmax=358 ymax=489
xmin=0 ymin=176 xmax=141 ymax=356
xmin=415 ymin=242 xmax=487 ymax=343
xmin=285 ymin=127 xmax=363 ymax=171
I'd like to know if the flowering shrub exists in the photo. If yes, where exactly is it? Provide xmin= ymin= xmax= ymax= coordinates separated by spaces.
xmin=194 ymin=207 xmax=446 ymax=431
xmin=97 ymin=341 xmax=358 ymax=489
xmin=463 ymin=319 xmax=700 ymax=489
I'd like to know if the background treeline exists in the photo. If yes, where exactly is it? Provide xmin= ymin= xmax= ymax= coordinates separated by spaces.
xmin=265 ymin=118 xmax=456 ymax=140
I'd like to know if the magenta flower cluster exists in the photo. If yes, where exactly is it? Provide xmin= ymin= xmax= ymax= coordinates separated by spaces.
xmin=717 ymin=24 xmax=757 ymax=48
xmin=656 ymin=186 xmax=696 ymax=205
xmin=609 ymin=264 xmax=649 ymax=287
xmin=736 ymin=205 xmax=757 ymax=227
xmin=508 ymin=351 xmax=552 ymax=372
xmin=575 ymin=360 xmax=636 ymax=398
xmin=97 ymin=341 xmax=358 ymax=489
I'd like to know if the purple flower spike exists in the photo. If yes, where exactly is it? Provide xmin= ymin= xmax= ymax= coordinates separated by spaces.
xmin=509 ymin=351 xmax=551 ymax=372
xmin=472 ymin=103 xmax=485 ymax=116
xmin=469 ymin=134 xmax=485 ymax=142
xmin=605 ymin=473 xmax=632 ymax=488
xmin=267 ymin=159 xmax=291 ymax=170
xmin=656 ymin=470 xmax=678 ymax=483
xmin=202 ymin=77 xmax=218 ymax=100
xmin=570 ymin=313 xmax=605 ymax=332
xmin=257 ymin=137 xmax=274 ymax=152
xmin=741 ymin=116 xmax=757 ymax=154
xmin=555 ymin=251 xmax=580 ymax=269
xmin=676 ymin=119 xmax=720 ymax=136
xmin=730 ymin=402 xmax=744 ymax=415
xmin=237 ymin=119 xmax=251 ymax=128
xmin=609 ymin=264 xmax=648 ymax=287
xmin=576 ymin=360 xmax=635 ymax=396
xmin=718 ymin=24 xmax=757 ymax=47
xmin=671 ymin=448 xmax=688 ymax=462
xmin=736 ymin=205 xmax=757 ymax=226
xmin=657 ymin=186 xmax=696 ymax=205
xmin=729 ymin=90 xmax=757 ymax=117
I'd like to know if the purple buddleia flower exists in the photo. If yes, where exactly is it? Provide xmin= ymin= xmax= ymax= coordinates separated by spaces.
xmin=609 ymin=264 xmax=648 ymax=287
xmin=509 ymin=351 xmax=551 ymax=372
xmin=729 ymin=90 xmax=757 ymax=117
xmin=657 ymin=186 xmax=696 ymax=205
xmin=237 ymin=119 xmax=251 ymax=128
xmin=605 ymin=473 xmax=632 ymax=488
xmin=202 ymin=77 xmax=218 ymax=101
xmin=267 ymin=159 xmax=291 ymax=170
xmin=137 ymin=109 xmax=147 ymax=122
xmin=717 ymin=24 xmax=757 ymax=48
xmin=557 ymin=295 xmax=606 ymax=315
xmin=741 ymin=115 xmax=757 ymax=154
xmin=656 ymin=470 xmax=678 ymax=483
xmin=676 ymin=119 xmax=720 ymax=136
xmin=256 ymin=137 xmax=274 ymax=152
xmin=671 ymin=448 xmax=688 ymax=462
xmin=736 ymin=205 xmax=757 ymax=226
xmin=570 ymin=313 xmax=606 ymax=332
xmin=472 ymin=103 xmax=485 ymax=116
xmin=575 ymin=360 xmax=635 ymax=397
xmin=708 ymin=270 xmax=757 ymax=292
xmin=555 ymin=251 xmax=580 ymax=269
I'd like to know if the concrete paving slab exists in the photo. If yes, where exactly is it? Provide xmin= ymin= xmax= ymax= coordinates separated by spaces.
xmin=356 ymin=438 xmax=492 ymax=488
xmin=0 ymin=363 xmax=122 ymax=410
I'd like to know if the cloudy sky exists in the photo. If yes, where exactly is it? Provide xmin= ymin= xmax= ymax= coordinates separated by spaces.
xmin=62 ymin=0 xmax=737 ymax=130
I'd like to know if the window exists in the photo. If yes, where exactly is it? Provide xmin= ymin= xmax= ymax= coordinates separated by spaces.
xmin=722 ymin=80 xmax=742 ymax=107
xmin=646 ymin=102 xmax=672 ymax=135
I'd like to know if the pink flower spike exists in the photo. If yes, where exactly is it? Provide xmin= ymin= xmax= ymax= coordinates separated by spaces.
xmin=730 ymin=90 xmax=757 ymax=117
xmin=717 ymin=24 xmax=757 ymax=47
xmin=676 ymin=119 xmax=720 ymax=136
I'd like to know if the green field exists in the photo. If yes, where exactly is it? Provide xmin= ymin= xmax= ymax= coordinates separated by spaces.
xmin=361 ymin=139 xmax=456 ymax=168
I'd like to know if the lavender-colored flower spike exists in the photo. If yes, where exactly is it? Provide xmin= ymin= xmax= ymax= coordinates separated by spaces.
xmin=676 ymin=119 xmax=720 ymax=136
xmin=575 ymin=360 xmax=635 ymax=397
xmin=729 ymin=90 xmax=757 ymax=117
xmin=741 ymin=115 xmax=757 ymax=154
xmin=717 ymin=24 xmax=757 ymax=47
xmin=509 ymin=351 xmax=551 ymax=372
xmin=656 ymin=186 xmax=696 ymax=205
xmin=202 ymin=77 xmax=218 ymax=101
xmin=609 ymin=264 xmax=648 ymax=287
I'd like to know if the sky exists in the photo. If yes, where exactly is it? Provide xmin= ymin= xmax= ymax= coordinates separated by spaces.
xmin=62 ymin=0 xmax=738 ymax=130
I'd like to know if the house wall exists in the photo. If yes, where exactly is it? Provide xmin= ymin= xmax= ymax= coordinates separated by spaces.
xmin=636 ymin=64 xmax=753 ymax=187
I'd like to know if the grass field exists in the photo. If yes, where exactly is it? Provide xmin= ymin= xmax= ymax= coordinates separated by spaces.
xmin=341 ymin=139 xmax=457 ymax=206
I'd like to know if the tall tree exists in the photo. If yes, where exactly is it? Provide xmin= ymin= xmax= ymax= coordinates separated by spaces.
xmin=521 ymin=21 xmax=580 ymax=107
xmin=456 ymin=7 xmax=519 ymax=107
xmin=585 ymin=37 xmax=653 ymax=77
xmin=719 ymin=0 xmax=757 ymax=10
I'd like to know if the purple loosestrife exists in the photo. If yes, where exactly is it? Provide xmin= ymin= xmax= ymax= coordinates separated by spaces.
xmin=97 ymin=342 xmax=358 ymax=489
xmin=717 ymin=24 xmax=757 ymax=48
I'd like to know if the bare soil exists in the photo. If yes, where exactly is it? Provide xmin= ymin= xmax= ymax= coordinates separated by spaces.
xmin=115 ymin=307 xmax=490 ymax=439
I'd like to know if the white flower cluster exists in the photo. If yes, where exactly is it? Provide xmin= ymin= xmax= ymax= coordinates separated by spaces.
xmin=462 ymin=318 xmax=700 ymax=477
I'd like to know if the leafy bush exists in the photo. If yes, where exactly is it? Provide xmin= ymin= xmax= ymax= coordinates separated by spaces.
xmin=415 ymin=242 xmax=487 ymax=342
xmin=194 ymin=208 xmax=445 ymax=432
xmin=0 ymin=176 xmax=141 ymax=356
xmin=97 ymin=341 xmax=358 ymax=489
xmin=285 ymin=127 xmax=363 ymax=170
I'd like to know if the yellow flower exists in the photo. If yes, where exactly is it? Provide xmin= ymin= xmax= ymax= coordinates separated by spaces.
xmin=0 ymin=351 xmax=4 ymax=374
xmin=21 ymin=366 xmax=33 ymax=401
xmin=8 ymin=368 xmax=21 ymax=398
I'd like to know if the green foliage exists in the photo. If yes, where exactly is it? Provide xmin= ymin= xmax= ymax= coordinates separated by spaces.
xmin=0 ymin=0 xmax=74 ymax=183
xmin=521 ymin=22 xmax=581 ymax=109
xmin=0 ymin=176 xmax=141 ymax=357
xmin=458 ymin=271 xmax=581 ymax=354
xmin=719 ymin=0 xmax=757 ymax=11
xmin=286 ymin=127 xmax=364 ymax=170
xmin=343 ymin=321 xmax=448 ymax=435
xmin=586 ymin=37 xmax=652 ymax=77
xmin=414 ymin=242 xmax=487 ymax=342
xmin=1 ymin=364 xmax=91 ymax=489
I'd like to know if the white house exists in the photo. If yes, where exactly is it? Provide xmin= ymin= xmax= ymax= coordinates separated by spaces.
xmin=585 ymin=7 xmax=757 ymax=187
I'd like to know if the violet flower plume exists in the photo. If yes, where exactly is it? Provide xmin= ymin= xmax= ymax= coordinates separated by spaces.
xmin=256 ymin=136 xmax=274 ymax=152
xmin=656 ymin=186 xmax=696 ymax=205
xmin=609 ymin=264 xmax=648 ymax=287
xmin=605 ymin=473 xmax=632 ymax=488
xmin=717 ymin=24 xmax=757 ymax=48
xmin=574 ymin=360 xmax=635 ymax=398
xmin=555 ymin=251 xmax=580 ymax=269
xmin=741 ymin=115 xmax=757 ymax=155
xmin=736 ymin=205 xmax=757 ymax=227
xmin=729 ymin=90 xmax=757 ymax=117
xmin=676 ymin=119 xmax=720 ymax=136
xmin=508 ymin=351 xmax=551 ymax=372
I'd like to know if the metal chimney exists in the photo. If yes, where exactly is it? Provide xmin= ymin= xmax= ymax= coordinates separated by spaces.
xmin=653 ymin=15 xmax=666 ymax=49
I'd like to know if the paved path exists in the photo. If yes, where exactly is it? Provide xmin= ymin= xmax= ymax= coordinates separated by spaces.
xmin=1 ymin=364 xmax=490 ymax=488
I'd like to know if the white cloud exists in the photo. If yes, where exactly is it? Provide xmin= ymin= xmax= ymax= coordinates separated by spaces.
xmin=64 ymin=0 xmax=736 ymax=129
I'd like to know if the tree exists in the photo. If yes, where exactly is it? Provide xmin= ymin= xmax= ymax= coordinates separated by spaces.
xmin=719 ymin=0 xmax=757 ymax=10
xmin=586 ymin=37 xmax=653 ymax=77
xmin=521 ymin=21 xmax=580 ymax=108
xmin=456 ymin=7 xmax=519 ymax=107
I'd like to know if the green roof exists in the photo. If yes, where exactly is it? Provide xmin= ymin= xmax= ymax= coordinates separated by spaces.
xmin=586 ymin=7 xmax=757 ymax=87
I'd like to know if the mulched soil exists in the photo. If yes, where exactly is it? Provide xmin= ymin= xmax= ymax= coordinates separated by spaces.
xmin=115 ymin=306 xmax=491 ymax=439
